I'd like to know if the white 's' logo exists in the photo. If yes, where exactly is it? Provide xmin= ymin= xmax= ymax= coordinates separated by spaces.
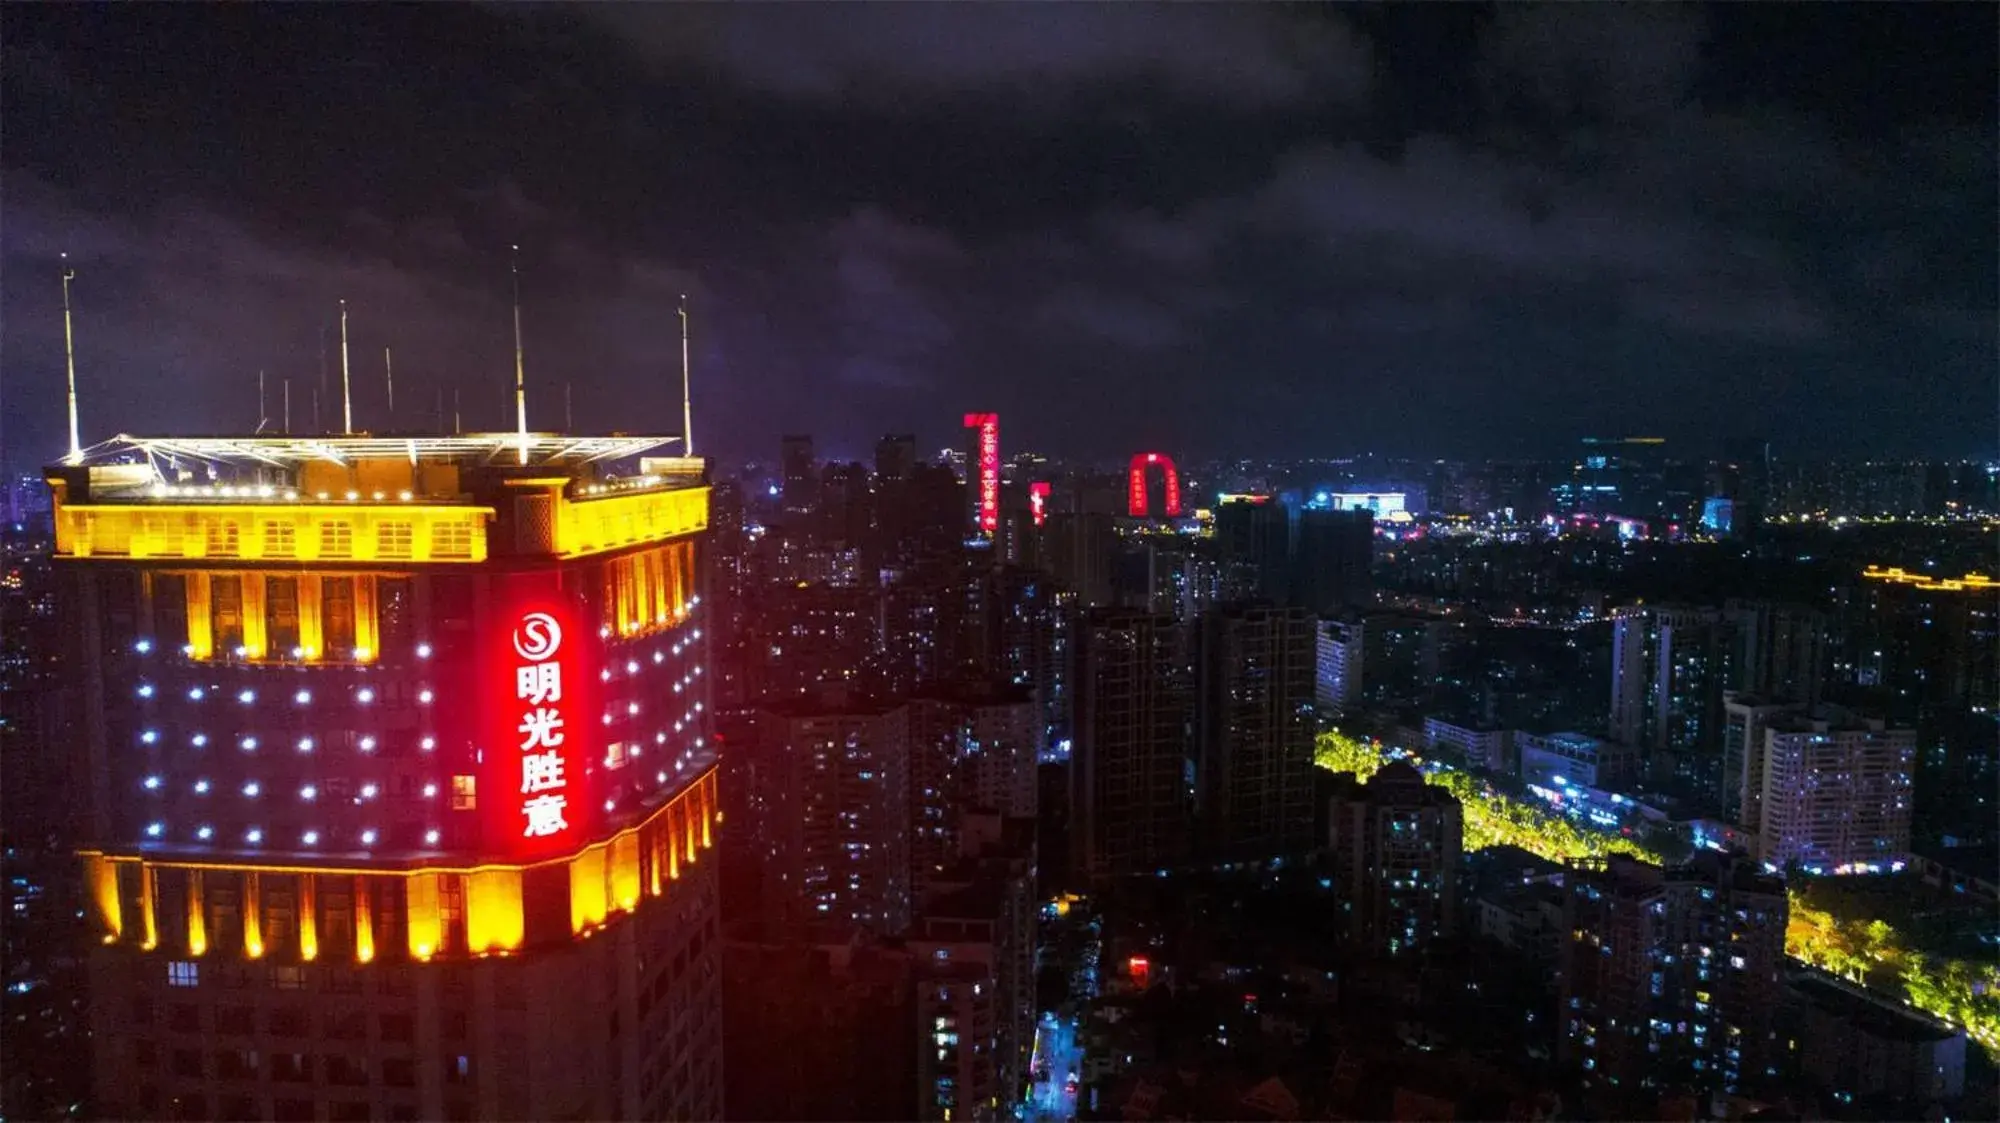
xmin=513 ymin=612 xmax=562 ymax=662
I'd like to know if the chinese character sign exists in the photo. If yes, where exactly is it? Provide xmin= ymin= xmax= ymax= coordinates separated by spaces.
xmin=490 ymin=594 xmax=591 ymax=857
xmin=964 ymin=412 xmax=1000 ymax=535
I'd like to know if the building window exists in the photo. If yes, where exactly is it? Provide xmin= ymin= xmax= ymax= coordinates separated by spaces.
xmin=382 ymin=1058 xmax=417 ymax=1088
xmin=432 ymin=522 xmax=473 ymax=560
xmin=210 ymin=577 xmax=245 ymax=654
xmin=451 ymin=775 xmax=477 ymax=810
xmin=320 ymin=521 xmax=354 ymax=559
xmin=377 ymin=522 xmax=414 ymax=560
xmin=167 ymin=961 xmax=200 ymax=988
xmin=152 ymin=574 xmax=190 ymax=652
xmin=262 ymin=521 xmax=297 ymax=558
xmin=205 ymin=519 xmax=240 ymax=556
xmin=266 ymin=578 xmax=301 ymax=659
xmin=323 ymin=577 xmax=356 ymax=654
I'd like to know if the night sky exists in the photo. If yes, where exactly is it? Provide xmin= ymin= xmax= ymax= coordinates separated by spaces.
xmin=2 ymin=3 xmax=1993 ymax=468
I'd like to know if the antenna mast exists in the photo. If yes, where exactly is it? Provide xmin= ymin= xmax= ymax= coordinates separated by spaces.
xmin=384 ymin=347 xmax=394 ymax=425
xmin=565 ymin=381 xmax=573 ymax=433
xmin=257 ymin=370 xmax=267 ymax=433
xmin=453 ymin=388 xmax=461 ymax=435
xmin=342 ymin=297 xmax=358 ymax=433
xmin=679 ymin=293 xmax=695 ymax=457
xmin=317 ymin=323 xmax=328 ymax=431
xmin=61 ymin=255 xmax=80 ymax=463
xmin=283 ymin=379 xmax=291 ymax=433
xmin=511 ymin=245 xmax=528 ymax=463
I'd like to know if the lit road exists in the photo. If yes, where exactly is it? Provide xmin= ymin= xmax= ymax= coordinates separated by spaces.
xmin=1027 ymin=1010 xmax=1081 ymax=1121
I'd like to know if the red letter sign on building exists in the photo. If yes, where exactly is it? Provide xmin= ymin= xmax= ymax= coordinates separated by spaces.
xmin=1127 ymin=452 xmax=1183 ymax=519
xmin=491 ymin=590 xmax=591 ymax=858
xmin=964 ymin=412 xmax=1000 ymax=535
xmin=1028 ymin=481 xmax=1051 ymax=527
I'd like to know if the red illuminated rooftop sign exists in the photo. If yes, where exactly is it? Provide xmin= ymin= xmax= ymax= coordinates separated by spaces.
xmin=489 ymin=589 xmax=593 ymax=858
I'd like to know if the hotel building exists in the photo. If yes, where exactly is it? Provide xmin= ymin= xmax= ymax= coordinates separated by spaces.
xmin=49 ymin=434 xmax=719 ymax=1122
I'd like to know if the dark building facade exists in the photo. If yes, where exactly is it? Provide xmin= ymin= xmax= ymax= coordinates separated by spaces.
xmin=1196 ymin=603 xmax=1318 ymax=863
xmin=1070 ymin=610 xmax=1192 ymax=880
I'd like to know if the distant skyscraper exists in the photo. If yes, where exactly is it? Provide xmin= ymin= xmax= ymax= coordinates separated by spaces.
xmin=1574 ymin=436 xmax=1669 ymax=517
xmin=1313 ymin=616 xmax=1364 ymax=714
xmin=1045 ymin=512 xmax=1118 ymax=608
xmin=1215 ymin=495 xmax=1289 ymax=602
xmin=1727 ymin=599 xmax=1826 ymax=706
xmin=1196 ymin=603 xmax=1318 ymax=863
xmin=874 ymin=433 xmax=918 ymax=482
xmin=1289 ymin=507 xmax=1373 ymax=615
xmin=1758 ymin=708 xmax=1915 ymax=873
xmin=1070 ymin=609 xmax=1192 ymax=879
xmin=1325 ymin=761 xmax=1463 ymax=956
xmin=1559 ymin=852 xmax=1788 ymax=1098
xmin=781 ymin=433 xmax=816 ymax=518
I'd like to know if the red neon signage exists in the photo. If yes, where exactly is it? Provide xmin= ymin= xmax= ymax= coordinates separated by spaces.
xmin=964 ymin=412 xmax=1000 ymax=535
xmin=1127 ymin=452 xmax=1182 ymax=518
xmin=1029 ymin=481 xmax=1050 ymax=527
xmin=489 ymin=589 xmax=593 ymax=858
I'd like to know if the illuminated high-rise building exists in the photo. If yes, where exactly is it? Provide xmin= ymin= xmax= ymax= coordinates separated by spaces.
xmin=1758 ymin=708 xmax=1915 ymax=874
xmin=49 ymin=434 xmax=719 ymax=1122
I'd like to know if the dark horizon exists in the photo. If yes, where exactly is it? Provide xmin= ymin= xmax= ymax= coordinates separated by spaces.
xmin=1 ymin=3 xmax=1994 ymax=473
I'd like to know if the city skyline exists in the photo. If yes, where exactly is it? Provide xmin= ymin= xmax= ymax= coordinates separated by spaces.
xmin=2 ymin=3 xmax=1995 ymax=471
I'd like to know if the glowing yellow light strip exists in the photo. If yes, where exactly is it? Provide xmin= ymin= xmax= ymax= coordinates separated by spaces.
xmin=185 ymin=573 xmax=214 ymax=659
xmin=570 ymin=845 xmax=608 ymax=933
xmin=466 ymin=869 xmax=524 ymax=954
xmin=243 ymin=871 xmax=264 ymax=959
xmin=354 ymin=878 xmax=375 ymax=964
xmin=53 ymin=503 xmax=492 ymax=563
xmin=140 ymin=866 xmax=158 ymax=950
xmin=611 ymin=832 xmax=642 ymax=912
xmin=555 ymin=487 xmax=708 ymax=559
xmin=298 ymin=876 xmax=318 ymax=962
xmin=407 ymin=873 xmax=441 ymax=961
xmin=1861 ymin=566 xmax=1996 ymax=592
xmin=85 ymin=854 xmax=122 ymax=942
xmin=187 ymin=871 xmax=207 ymax=957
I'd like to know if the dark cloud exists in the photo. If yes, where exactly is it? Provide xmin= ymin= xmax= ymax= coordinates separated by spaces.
xmin=0 ymin=2 xmax=1991 ymax=469
xmin=577 ymin=3 xmax=1373 ymax=108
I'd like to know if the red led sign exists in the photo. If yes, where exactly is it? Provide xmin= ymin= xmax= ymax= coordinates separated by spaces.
xmin=964 ymin=412 xmax=1000 ymax=535
xmin=488 ymin=589 xmax=593 ymax=858
xmin=1028 ymin=481 xmax=1050 ymax=527
xmin=1127 ymin=452 xmax=1182 ymax=518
